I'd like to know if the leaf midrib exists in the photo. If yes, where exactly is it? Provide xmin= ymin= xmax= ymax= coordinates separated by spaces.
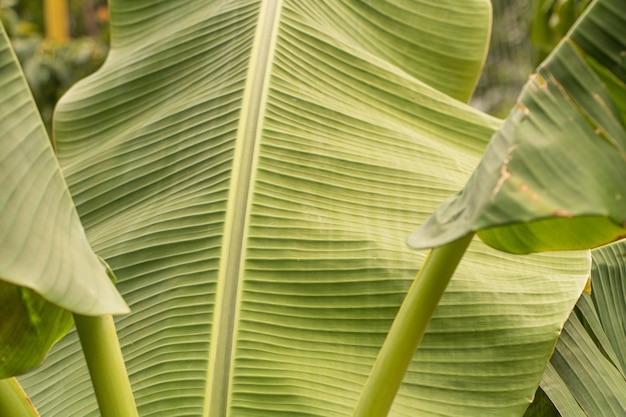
xmin=204 ymin=1 xmax=283 ymax=416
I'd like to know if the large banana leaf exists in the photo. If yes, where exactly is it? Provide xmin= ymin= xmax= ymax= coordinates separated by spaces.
xmin=17 ymin=1 xmax=590 ymax=416
xmin=410 ymin=0 xmax=626 ymax=254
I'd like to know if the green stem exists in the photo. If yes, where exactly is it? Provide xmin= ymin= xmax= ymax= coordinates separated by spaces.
xmin=0 ymin=378 xmax=39 ymax=417
xmin=74 ymin=314 xmax=139 ymax=417
xmin=353 ymin=233 xmax=474 ymax=417
xmin=0 ymin=378 xmax=40 ymax=417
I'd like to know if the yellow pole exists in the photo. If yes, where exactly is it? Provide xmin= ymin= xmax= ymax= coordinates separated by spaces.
xmin=43 ymin=0 xmax=69 ymax=43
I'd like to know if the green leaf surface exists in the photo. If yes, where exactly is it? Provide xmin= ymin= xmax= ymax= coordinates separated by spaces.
xmin=0 ymin=24 xmax=127 ymax=316
xmin=538 ymin=364 xmax=587 ymax=417
xmin=532 ymin=240 xmax=626 ymax=417
xmin=409 ymin=0 xmax=626 ymax=254
xmin=548 ymin=307 xmax=626 ymax=416
xmin=590 ymin=240 xmax=626 ymax=372
xmin=0 ymin=19 xmax=127 ymax=379
xmin=17 ymin=1 xmax=590 ymax=416
xmin=522 ymin=384 xmax=561 ymax=417
xmin=0 ymin=282 xmax=72 ymax=378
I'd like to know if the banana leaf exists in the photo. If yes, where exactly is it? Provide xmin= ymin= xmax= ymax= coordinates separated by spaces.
xmin=529 ymin=239 xmax=626 ymax=417
xmin=0 ymin=22 xmax=127 ymax=378
xmin=410 ymin=0 xmax=626 ymax=254
xmin=13 ymin=1 xmax=591 ymax=416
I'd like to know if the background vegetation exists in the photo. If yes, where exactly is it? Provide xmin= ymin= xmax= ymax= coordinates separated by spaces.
xmin=0 ymin=0 xmax=537 ymax=128
xmin=0 ymin=0 xmax=108 ymax=132
xmin=2 ymin=0 xmax=588 ymax=123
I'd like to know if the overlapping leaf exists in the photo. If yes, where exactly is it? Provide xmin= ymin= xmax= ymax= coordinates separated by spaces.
xmin=409 ymin=0 xmax=626 ymax=254
xmin=529 ymin=240 xmax=626 ymax=417
xmin=0 ymin=281 xmax=72 ymax=378
xmin=17 ymin=1 xmax=590 ymax=416
xmin=0 ymin=23 xmax=127 ymax=377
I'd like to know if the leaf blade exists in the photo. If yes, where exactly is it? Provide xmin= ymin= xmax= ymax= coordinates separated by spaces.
xmin=18 ymin=2 xmax=592 ymax=416
xmin=409 ymin=0 xmax=626 ymax=254
xmin=0 ymin=24 xmax=127 ymax=309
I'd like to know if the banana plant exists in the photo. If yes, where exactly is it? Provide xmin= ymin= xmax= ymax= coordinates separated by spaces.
xmin=359 ymin=0 xmax=626 ymax=410
xmin=1 ymin=0 xmax=620 ymax=416
xmin=525 ymin=239 xmax=626 ymax=416
xmin=398 ymin=0 xmax=625 ymax=414
xmin=0 ymin=18 xmax=136 ymax=416
xmin=530 ymin=0 xmax=591 ymax=65
xmin=410 ymin=0 xmax=626 ymax=252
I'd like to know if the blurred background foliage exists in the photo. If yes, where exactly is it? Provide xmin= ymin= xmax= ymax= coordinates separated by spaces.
xmin=472 ymin=0 xmax=590 ymax=117
xmin=0 ymin=0 xmax=590 ymax=131
xmin=0 ymin=0 xmax=109 ymax=133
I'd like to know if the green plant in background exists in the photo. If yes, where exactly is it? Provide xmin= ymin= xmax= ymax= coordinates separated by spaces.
xmin=472 ymin=0 xmax=535 ymax=118
xmin=473 ymin=0 xmax=591 ymax=118
xmin=0 ymin=0 xmax=108 ymax=133
xmin=530 ymin=0 xmax=591 ymax=64
xmin=0 ymin=0 xmax=624 ymax=416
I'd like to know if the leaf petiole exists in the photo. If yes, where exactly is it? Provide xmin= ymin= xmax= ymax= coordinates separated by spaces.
xmin=353 ymin=233 xmax=474 ymax=417
xmin=74 ymin=314 xmax=139 ymax=417
xmin=0 ymin=377 xmax=40 ymax=417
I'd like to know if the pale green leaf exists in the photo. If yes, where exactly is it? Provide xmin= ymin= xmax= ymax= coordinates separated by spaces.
xmin=532 ymin=240 xmax=626 ymax=417
xmin=522 ymin=384 xmax=561 ymax=417
xmin=548 ymin=311 xmax=626 ymax=415
xmin=576 ymin=293 xmax=624 ymax=375
xmin=0 ymin=24 xmax=127 ymax=316
xmin=0 ymin=19 xmax=128 ymax=377
xmin=17 ymin=1 xmax=590 ymax=416
xmin=538 ymin=363 xmax=587 ymax=417
xmin=590 ymin=240 xmax=626 ymax=372
xmin=409 ymin=0 xmax=626 ymax=254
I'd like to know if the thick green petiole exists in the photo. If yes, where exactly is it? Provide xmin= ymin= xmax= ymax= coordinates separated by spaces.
xmin=353 ymin=233 xmax=474 ymax=417
xmin=0 ymin=377 xmax=40 ymax=417
xmin=74 ymin=314 xmax=139 ymax=417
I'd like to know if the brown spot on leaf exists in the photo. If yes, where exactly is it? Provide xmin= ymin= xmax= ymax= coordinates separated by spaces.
xmin=516 ymin=102 xmax=530 ymax=116
xmin=518 ymin=184 xmax=541 ymax=202
xmin=529 ymin=73 xmax=547 ymax=90
xmin=553 ymin=210 xmax=573 ymax=217
xmin=593 ymin=93 xmax=608 ymax=109
xmin=491 ymin=146 xmax=517 ymax=199
xmin=492 ymin=160 xmax=512 ymax=198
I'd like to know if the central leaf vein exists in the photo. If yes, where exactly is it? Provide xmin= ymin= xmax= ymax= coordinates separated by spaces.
xmin=204 ymin=1 xmax=283 ymax=416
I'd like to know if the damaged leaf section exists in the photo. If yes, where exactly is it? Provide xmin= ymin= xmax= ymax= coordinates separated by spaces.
xmin=408 ymin=0 xmax=626 ymax=254
xmin=491 ymin=145 xmax=517 ymax=199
